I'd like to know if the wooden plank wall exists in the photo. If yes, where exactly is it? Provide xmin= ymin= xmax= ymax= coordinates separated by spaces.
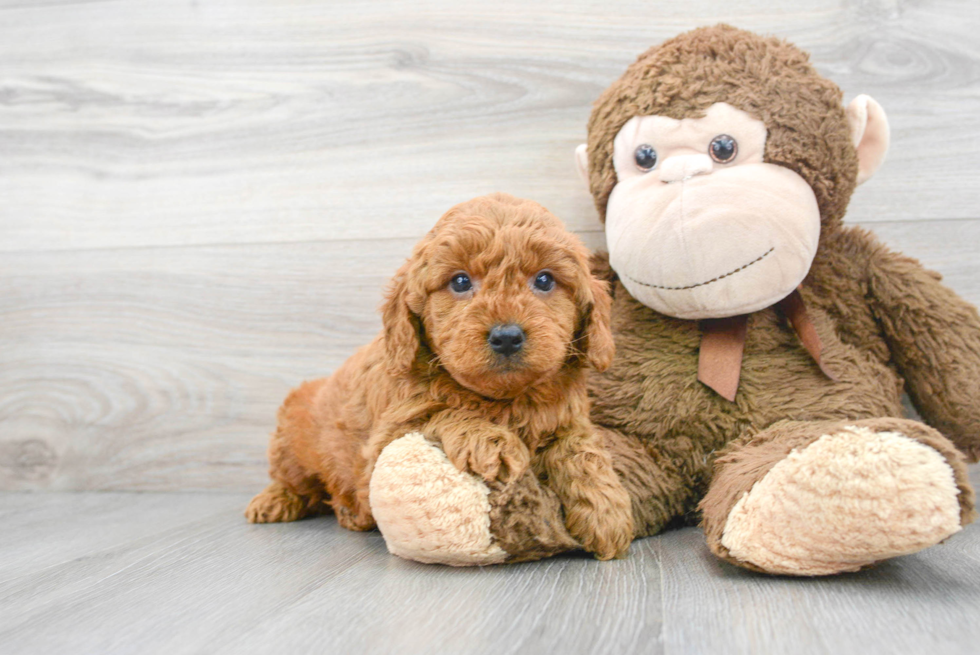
xmin=1 ymin=0 xmax=978 ymax=491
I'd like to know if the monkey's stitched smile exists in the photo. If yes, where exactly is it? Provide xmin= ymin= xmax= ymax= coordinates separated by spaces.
xmin=624 ymin=247 xmax=775 ymax=291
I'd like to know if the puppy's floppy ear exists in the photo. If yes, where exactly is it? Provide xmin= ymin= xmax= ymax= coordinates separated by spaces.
xmin=381 ymin=261 xmax=424 ymax=376
xmin=579 ymin=276 xmax=616 ymax=371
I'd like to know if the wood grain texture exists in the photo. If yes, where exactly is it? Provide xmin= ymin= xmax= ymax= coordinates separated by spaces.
xmin=1 ymin=221 xmax=976 ymax=491
xmin=3 ymin=3 xmax=980 ymax=652
xmin=0 ymin=492 xmax=663 ymax=655
xmin=0 ymin=491 xmax=250 ymax=584
xmin=0 ymin=0 xmax=979 ymax=253
xmin=1 ymin=0 xmax=979 ymax=492
xmin=2 ymin=487 xmax=979 ymax=655
xmin=0 ymin=239 xmax=400 ymax=491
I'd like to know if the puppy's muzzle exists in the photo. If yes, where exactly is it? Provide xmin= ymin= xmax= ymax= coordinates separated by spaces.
xmin=488 ymin=324 xmax=525 ymax=357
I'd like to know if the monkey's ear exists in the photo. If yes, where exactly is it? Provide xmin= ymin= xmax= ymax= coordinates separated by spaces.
xmin=575 ymin=144 xmax=590 ymax=187
xmin=846 ymin=94 xmax=890 ymax=186
xmin=581 ymin=277 xmax=616 ymax=371
xmin=381 ymin=265 xmax=422 ymax=376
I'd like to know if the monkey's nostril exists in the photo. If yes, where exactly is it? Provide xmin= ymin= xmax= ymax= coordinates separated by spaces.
xmin=488 ymin=324 xmax=525 ymax=357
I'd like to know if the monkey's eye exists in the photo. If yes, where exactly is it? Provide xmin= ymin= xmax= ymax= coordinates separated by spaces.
xmin=449 ymin=272 xmax=472 ymax=294
xmin=709 ymin=135 xmax=738 ymax=163
xmin=532 ymin=271 xmax=555 ymax=292
xmin=634 ymin=144 xmax=658 ymax=171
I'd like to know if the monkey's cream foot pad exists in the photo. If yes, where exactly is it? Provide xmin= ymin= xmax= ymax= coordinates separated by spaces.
xmin=721 ymin=426 xmax=964 ymax=576
xmin=370 ymin=432 xmax=507 ymax=566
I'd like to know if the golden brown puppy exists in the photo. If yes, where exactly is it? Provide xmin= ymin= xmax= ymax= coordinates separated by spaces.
xmin=245 ymin=193 xmax=633 ymax=560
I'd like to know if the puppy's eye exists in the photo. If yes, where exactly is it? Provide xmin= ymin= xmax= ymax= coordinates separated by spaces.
xmin=532 ymin=271 xmax=555 ymax=292
xmin=449 ymin=272 xmax=472 ymax=294
xmin=634 ymin=144 xmax=657 ymax=171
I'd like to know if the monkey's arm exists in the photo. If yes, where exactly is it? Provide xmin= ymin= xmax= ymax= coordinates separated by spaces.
xmin=868 ymin=245 xmax=980 ymax=462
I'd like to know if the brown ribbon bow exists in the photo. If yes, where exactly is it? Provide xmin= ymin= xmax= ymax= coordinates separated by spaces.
xmin=697 ymin=289 xmax=837 ymax=402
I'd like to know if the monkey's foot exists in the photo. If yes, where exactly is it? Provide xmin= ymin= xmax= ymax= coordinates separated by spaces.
xmin=703 ymin=419 xmax=975 ymax=576
xmin=369 ymin=433 xmax=508 ymax=566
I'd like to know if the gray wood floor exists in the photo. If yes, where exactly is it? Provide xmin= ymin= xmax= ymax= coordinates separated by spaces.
xmin=3 ymin=1 xmax=980 ymax=654
xmin=2 ymin=475 xmax=979 ymax=655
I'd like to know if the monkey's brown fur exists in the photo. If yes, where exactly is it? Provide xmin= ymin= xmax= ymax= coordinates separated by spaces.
xmin=246 ymin=193 xmax=633 ymax=560
xmin=461 ymin=26 xmax=980 ymax=569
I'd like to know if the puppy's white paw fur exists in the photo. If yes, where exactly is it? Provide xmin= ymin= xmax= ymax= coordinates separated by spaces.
xmin=721 ymin=426 xmax=963 ymax=575
xmin=370 ymin=433 xmax=507 ymax=566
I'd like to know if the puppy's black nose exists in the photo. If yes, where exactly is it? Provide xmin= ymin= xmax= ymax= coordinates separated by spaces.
xmin=488 ymin=324 xmax=525 ymax=357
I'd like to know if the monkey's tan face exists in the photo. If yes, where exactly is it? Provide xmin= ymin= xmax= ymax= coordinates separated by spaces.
xmin=603 ymin=102 xmax=821 ymax=319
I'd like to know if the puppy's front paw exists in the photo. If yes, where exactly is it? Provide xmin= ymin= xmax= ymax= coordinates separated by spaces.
xmin=566 ymin=486 xmax=634 ymax=560
xmin=443 ymin=426 xmax=530 ymax=483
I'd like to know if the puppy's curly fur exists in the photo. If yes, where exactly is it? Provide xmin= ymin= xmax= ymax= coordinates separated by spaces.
xmin=246 ymin=193 xmax=634 ymax=560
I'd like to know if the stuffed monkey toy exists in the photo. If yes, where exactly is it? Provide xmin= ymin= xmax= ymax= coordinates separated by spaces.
xmin=368 ymin=24 xmax=980 ymax=575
